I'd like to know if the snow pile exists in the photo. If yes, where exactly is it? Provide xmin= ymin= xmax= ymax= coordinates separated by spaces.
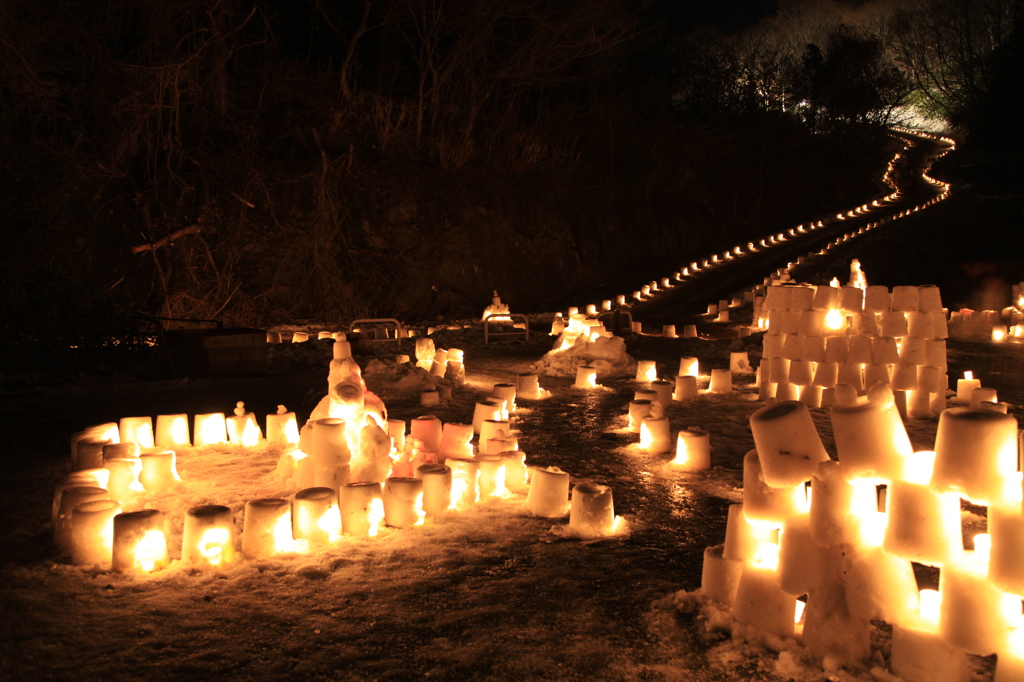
xmin=532 ymin=313 xmax=636 ymax=378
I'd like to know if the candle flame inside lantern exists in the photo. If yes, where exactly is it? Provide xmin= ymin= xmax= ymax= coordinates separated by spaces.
xmin=367 ymin=498 xmax=385 ymax=537
xmin=793 ymin=483 xmax=811 ymax=515
xmin=241 ymin=419 xmax=262 ymax=447
xmin=964 ymin=370 xmax=974 ymax=381
xmin=134 ymin=530 xmax=167 ymax=572
xmin=168 ymin=416 xmax=189 ymax=445
xmin=993 ymin=327 xmax=1007 ymax=342
xmin=639 ymin=362 xmax=657 ymax=382
xmin=199 ymin=528 xmax=230 ymax=566
xmin=824 ymin=309 xmax=845 ymax=331
xmin=794 ymin=599 xmax=807 ymax=624
xmin=973 ymin=533 xmax=992 ymax=565
xmin=639 ymin=421 xmax=654 ymax=450
xmin=860 ymin=511 xmax=888 ymax=547
xmin=491 ymin=465 xmax=508 ymax=498
xmin=273 ymin=512 xmax=296 ymax=553
xmin=1002 ymin=595 xmax=1024 ymax=629
xmin=317 ymin=508 xmax=342 ymax=543
xmin=752 ymin=542 xmax=779 ymax=571
xmin=903 ymin=451 xmax=936 ymax=486
xmin=919 ymin=589 xmax=941 ymax=624
xmin=414 ymin=492 xmax=426 ymax=526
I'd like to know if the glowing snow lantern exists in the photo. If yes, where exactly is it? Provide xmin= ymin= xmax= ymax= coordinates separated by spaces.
xmin=471 ymin=400 xmax=502 ymax=435
xmin=673 ymin=375 xmax=698 ymax=401
xmin=525 ymin=467 xmax=569 ymax=517
xmin=500 ymin=450 xmax=529 ymax=493
xmin=636 ymin=360 xmax=657 ymax=382
xmin=672 ymin=428 xmax=710 ymax=470
xmin=193 ymin=413 xmax=228 ymax=447
xmin=75 ymin=437 xmax=110 ymax=470
xmin=415 ymin=463 xmax=452 ymax=516
xmin=55 ymin=485 xmax=110 ymax=553
xmin=516 ymin=373 xmax=542 ymax=399
xmin=266 ymin=405 xmax=300 ymax=446
xmin=639 ymin=416 xmax=672 ymax=454
xmin=993 ymin=325 xmax=1008 ymax=342
xmin=446 ymin=457 xmax=480 ymax=508
xmin=102 ymin=441 xmax=139 ymax=462
xmin=479 ymin=420 xmax=510 ymax=455
xmin=932 ymin=407 xmax=1018 ymax=505
xmin=708 ymin=369 xmax=732 ymax=394
xmin=475 ymin=455 xmax=507 ymax=498
xmin=970 ymin=386 xmax=999 ymax=409
xmin=700 ymin=545 xmax=743 ymax=608
xmin=69 ymin=499 xmax=121 ymax=566
xmin=182 ymin=504 xmax=236 ymax=568
xmin=569 ymin=483 xmax=615 ymax=537
xmin=155 ymin=413 xmax=190 ymax=447
xmin=938 ymin=563 xmax=1014 ymax=656
xmin=139 ymin=450 xmax=178 ymax=492
xmin=70 ymin=423 xmax=119 ymax=465
xmin=824 ymin=309 xmax=846 ymax=332
xmin=382 ymin=477 xmax=425 ymax=528
xmin=574 ymin=365 xmax=598 ymax=389
xmin=748 ymin=401 xmax=829 ymax=487
xmin=103 ymin=458 xmax=143 ymax=503
xmin=242 ymin=498 xmax=294 ymax=557
xmin=627 ymin=400 xmax=653 ymax=433
xmin=118 ymin=416 xmax=154 ymax=449
xmin=227 ymin=402 xmax=262 ymax=446
xmin=884 ymin=452 xmax=963 ymax=566
xmin=732 ymin=542 xmax=795 ymax=638
xmin=291 ymin=488 xmax=340 ymax=545
xmin=492 ymin=383 xmax=517 ymax=413
xmin=112 ymin=509 xmax=169 ymax=573
xmin=411 ymin=415 xmax=443 ymax=455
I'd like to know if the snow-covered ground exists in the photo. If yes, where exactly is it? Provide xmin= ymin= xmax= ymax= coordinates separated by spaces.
xmin=3 ymin=304 xmax=985 ymax=682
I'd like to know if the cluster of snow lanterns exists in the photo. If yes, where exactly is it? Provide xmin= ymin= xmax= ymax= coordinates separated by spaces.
xmin=625 ymin=356 xmax=717 ymax=470
xmin=701 ymin=386 xmax=1024 ymax=682
xmin=754 ymin=274 xmax=952 ymax=417
xmin=55 ymin=337 xmax=628 ymax=573
xmin=947 ymin=283 xmax=1024 ymax=342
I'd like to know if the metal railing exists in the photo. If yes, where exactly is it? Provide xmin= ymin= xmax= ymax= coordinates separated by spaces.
xmin=484 ymin=313 xmax=529 ymax=344
xmin=348 ymin=318 xmax=405 ymax=345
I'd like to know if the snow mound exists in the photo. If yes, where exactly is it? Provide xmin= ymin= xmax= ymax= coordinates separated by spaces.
xmin=532 ymin=334 xmax=636 ymax=378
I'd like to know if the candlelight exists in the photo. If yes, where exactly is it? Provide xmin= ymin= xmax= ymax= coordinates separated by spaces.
xmin=752 ymin=542 xmax=779 ymax=571
xmin=824 ymin=309 xmax=845 ymax=331
xmin=112 ymin=509 xmax=168 ymax=573
xmin=974 ymin=533 xmax=991 ymax=565
xmin=919 ymin=589 xmax=941 ymax=624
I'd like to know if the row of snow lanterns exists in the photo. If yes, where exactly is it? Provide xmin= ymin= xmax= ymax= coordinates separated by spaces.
xmin=949 ymin=284 xmax=1024 ymax=343
xmin=701 ymin=386 xmax=1024 ymax=681
xmin=56 ymin=377 xmax=623 ymax=574
xmin=626 ymin=131 xmax=943 ymax=317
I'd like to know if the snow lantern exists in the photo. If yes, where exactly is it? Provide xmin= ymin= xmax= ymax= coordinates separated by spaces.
xmin=568 ymin=483 xmax=615 ymax=537
xmin=415 ymin=463 xmax=452 ymax=517
xmin=339 ymin=483 xmax=384 ymax=538
xmin=112 ymin=509 xmax=169 ymax=573
xmin=183 ymin=504 xmax=237 ymax=568
xmin=242 ymin=498 xmax=294 ymax=556
xmin=382 ymin=477 xmax=424 ymax=528
xmin=291 ymin=488 xmax=340 ymax=545
xmin=69 ymin=499 xmax=121 ymax=567
xmin=525 ymin=467 xmax=569 ymax=517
